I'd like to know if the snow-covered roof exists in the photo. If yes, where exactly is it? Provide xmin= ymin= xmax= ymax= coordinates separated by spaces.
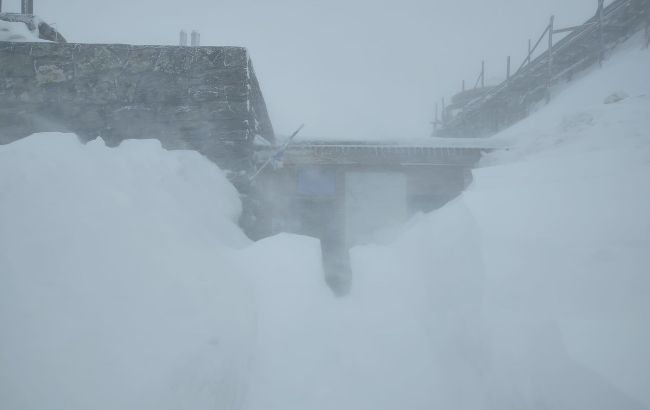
xmin=0 ymin=13 xmax=65 ymax=42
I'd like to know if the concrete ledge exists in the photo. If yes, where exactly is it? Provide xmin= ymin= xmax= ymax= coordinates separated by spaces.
xmin=0 ymin=41 xmax=275 ymax=172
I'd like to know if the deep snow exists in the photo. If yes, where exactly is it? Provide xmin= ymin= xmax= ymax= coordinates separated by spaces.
xmin=1 ymin=33 xmax=649 ymax=410
xmin=0 ymin=135 xmax=254 ymax=409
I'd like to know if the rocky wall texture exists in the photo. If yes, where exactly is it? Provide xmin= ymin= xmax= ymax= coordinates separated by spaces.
xmin=0 ymin=41 xmax=275 ymax=174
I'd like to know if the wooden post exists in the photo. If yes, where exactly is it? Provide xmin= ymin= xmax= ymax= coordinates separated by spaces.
xmin=527 ymin=39 xmax=532 ymax=65
xmin=598 ymin=0 xmax=605 ymax=66
xmin=506 ymin=56 xmax=511 ymax=84
xmin=441 ymin=97 xmax=446 ymax=126
xmin=433 ymin=103 xmax=439 ymax=135
xmin=481 ymin=60 xmax=485 ymax=88
xmin=462 ymin=80 xmax=466 ymax=92
xmin=546 ymin=15 xmax=554 ymax=103
xmin=21 ymin=0 xmax=33 ymax=14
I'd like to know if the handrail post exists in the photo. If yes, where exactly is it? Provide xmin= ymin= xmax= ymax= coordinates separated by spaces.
xmin=598 ymin=0 xmax=605 ymax=66
xmin=546 ymin=15 xmax=554 ymax=103
xmin=527 ymin=39 xmax=532 ymax=65
xmin=462 ymin=79 xmax=465 ymax=92
xmin=481 ymin=60 xmax=485 ymax=88
xmin=434 ymin=103 xmax=439 ymax=135
xmin=506 ymin=56 xmax=511 ymax=85
xmin=441 ymin=97 xmax=446 ymax=126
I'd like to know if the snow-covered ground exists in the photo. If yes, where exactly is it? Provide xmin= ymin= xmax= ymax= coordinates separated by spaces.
xmin=1 ymin=34 xmax=649 ymax=410
xmin=0 ymin=135 xmax=255 ymax=409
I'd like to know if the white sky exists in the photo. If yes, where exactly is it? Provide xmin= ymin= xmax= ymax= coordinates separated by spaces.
xmin=4 ymin=0 xmax=606 ymax=139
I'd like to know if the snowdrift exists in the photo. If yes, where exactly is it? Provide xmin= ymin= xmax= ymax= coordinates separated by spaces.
xmin=237 ymin=34 xmax=650 ymax=409
xmin=1 ymin=33 xmax=649 ymax=410
xmin=0 ymin=134 xmax=254 ymax=409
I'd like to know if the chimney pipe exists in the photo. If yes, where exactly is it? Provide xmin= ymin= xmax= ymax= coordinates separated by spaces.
xmin=21 ymin=0 xmax=34 ymax=14
xmin=191 ymin=30 xmax=200 ymax=46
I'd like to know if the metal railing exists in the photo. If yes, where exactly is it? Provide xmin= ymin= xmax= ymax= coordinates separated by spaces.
xmin=0 ymin=0 xmax=34 ymax=14
xmin=434 ymin=0 xmax=649 ymax=137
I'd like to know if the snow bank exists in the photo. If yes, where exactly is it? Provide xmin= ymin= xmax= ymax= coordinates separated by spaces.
xmin=0 ymin=34 xmax=648 ymax=410
xmin=236 ymin=205 xmax=486 ymax=410
xmin=238 ymin=35 xmax=650 ymax=409
xmin=0 ymin=133 xmax=253 ymax=410
xmin=465 ymin=37 xmax=650 ymax=407
xmin=354 ymin=36 xmax=650 ymax=408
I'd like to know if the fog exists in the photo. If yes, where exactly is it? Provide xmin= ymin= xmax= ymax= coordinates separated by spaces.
xmin=2 ymin=1 xmax=649 ymax=409
xmin=4 ymin=0 xmax=604 ymax=139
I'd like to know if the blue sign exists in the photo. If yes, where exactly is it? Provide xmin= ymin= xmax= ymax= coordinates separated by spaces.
xmin=297 ymin=167 xmax=337 ymax=197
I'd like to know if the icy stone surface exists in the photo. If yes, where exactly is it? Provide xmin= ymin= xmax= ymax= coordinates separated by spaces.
xmin=0 ymin=41 xmax=274 ymax=173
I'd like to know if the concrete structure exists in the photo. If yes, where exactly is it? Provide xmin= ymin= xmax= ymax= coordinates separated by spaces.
xmin=251 ymin=140 xmax=497 ymax=238
xmin=0 ymin=21 xmax=274 ymax=180
xmin=0 ymin=16 xmax=495 ymax=294
xmin=251 ymin=140 xmax=496 ymax=294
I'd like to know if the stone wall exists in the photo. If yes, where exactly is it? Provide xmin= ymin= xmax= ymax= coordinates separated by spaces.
xmin=0 ymin=41 xmax=275 ymax=174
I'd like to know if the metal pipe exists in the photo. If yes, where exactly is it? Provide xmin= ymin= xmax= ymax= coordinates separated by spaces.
xmin=552 ymin=22 xmax=596 ymax=34
xmin=441 ymin=97 xmax=446 ymax=126
xmin=433 ymin=103 xmax=439 ymax=136
xmin=21 ymin=0 xmax=33 ymax=14
xmin=191 ymin=30 xmax=200 ymax=46
xmin=547 ymin=15 xmax=554 ymax=103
